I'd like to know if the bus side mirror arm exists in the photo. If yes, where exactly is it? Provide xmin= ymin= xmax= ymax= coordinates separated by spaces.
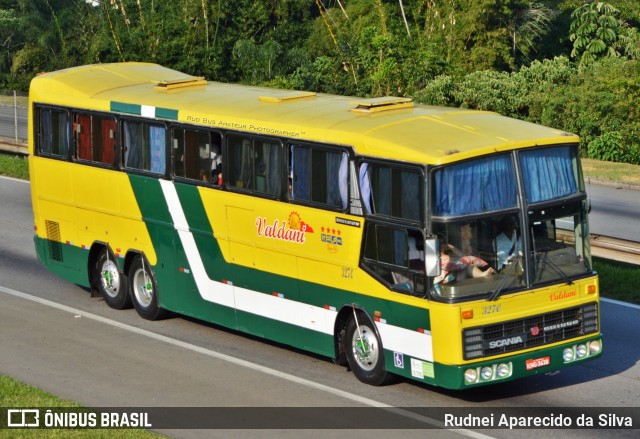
xmin=424 ymin=237 xmax=441 ymax=277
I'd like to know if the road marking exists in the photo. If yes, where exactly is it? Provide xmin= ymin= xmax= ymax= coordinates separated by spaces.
xmin=0 ymin=284 xmax=492 ymax=438
xmin=602 ymin=297 xmax=640 ymax=310
xmin=0 ymin=175 xmax=29 ymax=184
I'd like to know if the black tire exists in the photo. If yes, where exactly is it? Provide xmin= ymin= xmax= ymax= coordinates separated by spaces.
xmin=128 ymin=255 xmax=166 ymax=320
xmin=345 ymin=311 xmax=389 ymax=386
xmin=94 ymin=248 xmax=131 ymax=309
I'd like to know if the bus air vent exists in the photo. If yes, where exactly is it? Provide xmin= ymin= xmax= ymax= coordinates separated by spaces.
xmin=45 ymin=220 xmax=63 ymax=262
xmin=351 ymin=97 xmax=413 ymax=113
xmin=258 ymin=91 xmax=317 ymax=103
xmin=154 ymin=77 xmax=207 ymax=91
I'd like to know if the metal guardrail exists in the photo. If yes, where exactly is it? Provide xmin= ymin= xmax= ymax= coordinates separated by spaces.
xmin=0 ymin=90 xmax=28 ymax=145
xmin=590 ymin=234 xmax=640 ymax=266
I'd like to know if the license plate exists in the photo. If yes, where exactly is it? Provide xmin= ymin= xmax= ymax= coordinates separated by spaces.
xmin=526 ymin=356 xmax=551 ymax=370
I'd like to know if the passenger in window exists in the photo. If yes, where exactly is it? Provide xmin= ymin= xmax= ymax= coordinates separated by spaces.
xmin=435 ymin=240 xmax=495 ymax=285
xmin=211 ymin=144 xmax=222 ymax=185
xmin=495 ymin=216 xmax=522 ymax=270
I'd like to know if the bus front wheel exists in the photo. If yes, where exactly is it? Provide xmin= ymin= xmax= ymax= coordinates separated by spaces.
xmin=345 ymin=312 xmax=388 ymax=386
xmin=95 ymin=248 xmax=131 ymax=310
xmin=128 ymin=256 xmax=166 ymax=321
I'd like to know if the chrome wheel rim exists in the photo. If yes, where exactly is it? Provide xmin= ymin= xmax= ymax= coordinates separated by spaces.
xmin=351 ymin=324 xmax=379 ymax=371
xmin=132 ymin=268 xmax=153 ymax=308
xmin=100 ymin=259 xmax=121 ymax=298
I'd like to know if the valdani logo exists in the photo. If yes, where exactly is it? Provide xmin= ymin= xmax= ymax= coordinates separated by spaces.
xmin=549 ymin=290 xmax=577 ymax=301
xmin=255 ymin=211 xmax=313 ymax=244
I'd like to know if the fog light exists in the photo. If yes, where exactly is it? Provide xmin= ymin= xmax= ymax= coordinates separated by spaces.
xmin=480 ymin=366 xmax=493 ymax=380
xmin=497 ymin=363 xmax=510 ymax=378
xmin=589 ymin=340 xmax=602 ymax=355
xmin=563 ymin=347 xmax=575 ymax=362
xmin=576 ymin=344 xmax=588 ymax=358
xmin=464 ymin=369 xmax=478 ymax=383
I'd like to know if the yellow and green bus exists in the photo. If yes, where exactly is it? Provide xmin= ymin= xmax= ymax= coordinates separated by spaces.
xmin=28 ymin=63 xmax=602 ymax=389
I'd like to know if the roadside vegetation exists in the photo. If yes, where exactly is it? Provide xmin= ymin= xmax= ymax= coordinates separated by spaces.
xmin=0 ymin=375 xmax=162 ymax=438
xmin=0 ymin=153 xmax=28 ymax=179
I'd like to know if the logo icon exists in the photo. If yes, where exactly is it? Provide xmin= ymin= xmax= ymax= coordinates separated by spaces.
xmin=394 ymin=352 xmax=404 ymax=368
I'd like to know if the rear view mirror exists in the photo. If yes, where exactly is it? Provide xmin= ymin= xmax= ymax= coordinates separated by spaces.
xmin=424 ymin=237 xmax=441 ymax=277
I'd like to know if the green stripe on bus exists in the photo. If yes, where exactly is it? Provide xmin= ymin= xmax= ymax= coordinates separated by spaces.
xmin=110 ymin=101 xmax=141 ymax=115
xmin=155 ymin=107 xmax=178 ymax=120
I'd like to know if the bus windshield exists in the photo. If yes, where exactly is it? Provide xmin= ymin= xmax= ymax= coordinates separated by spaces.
xmin=430 ymin=145 xmax=592 ymax=301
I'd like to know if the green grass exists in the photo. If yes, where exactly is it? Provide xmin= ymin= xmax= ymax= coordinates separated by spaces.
xmin=0 ymin=375 xmax=162 ymax=438
xmin=594 ymin=258 xmax=640 ymax=305
xmin=582 ymin=158 xmax=640 ymax=187
xmin=0 ymin=154 xmax=29 ymax=180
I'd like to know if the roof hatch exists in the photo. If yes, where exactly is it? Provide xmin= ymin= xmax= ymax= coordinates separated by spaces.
xmin=258 ymin=91 xmax=317 ymax=103
xmin=351 ymin=97 xmax=413 ymax=113
xmin=154 ymin=77 xmax=207 ymax=90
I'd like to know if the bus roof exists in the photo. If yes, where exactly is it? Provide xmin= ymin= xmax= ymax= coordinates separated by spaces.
xmin=30 ymin=62 xmax=578 ymax=165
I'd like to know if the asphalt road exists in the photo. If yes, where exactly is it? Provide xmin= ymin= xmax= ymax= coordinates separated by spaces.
xmin=585 ymin=180 xmax=640 ymax=241
xmin=1 ymin=176 xmax=639 ymax=438
xmin=0 ymin=105 xmax=27 ymax=143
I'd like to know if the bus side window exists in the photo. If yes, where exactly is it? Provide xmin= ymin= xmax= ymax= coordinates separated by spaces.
xmin=39 ymin=107 xmax=69 ymax=158
xmin=359 ymin=162 xmax=421 ymax=221
xmin=290 ymin=144 xmax=348 ymax=209
xmin=229 ymin=135 xmax=282 ymax=196
xmin=74 ymin=113 xmax=116 ymax=165
xmin=123 ymin=120 xmax=166 ymax=174
xmin=362 ymin=223 xmax=425 ymax=296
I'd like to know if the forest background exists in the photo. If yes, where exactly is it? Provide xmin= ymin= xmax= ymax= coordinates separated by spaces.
xmin=1 ymin=0 xmax=638 ymax=164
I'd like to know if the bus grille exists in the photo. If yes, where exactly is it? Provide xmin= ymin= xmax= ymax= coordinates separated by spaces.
xmin=463 ymin=303 xmax=599 ymax=360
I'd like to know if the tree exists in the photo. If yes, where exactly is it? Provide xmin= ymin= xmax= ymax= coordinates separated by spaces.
xmin=509 ymin=1 xmax=554 ymax=65
xmin=569 ymin=2 xmax=622 ymax=69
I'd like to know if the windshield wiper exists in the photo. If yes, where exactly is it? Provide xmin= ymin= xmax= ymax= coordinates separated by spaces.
xmin=488 ymin=254 xmax=521 ymax=301
xmin=539 ymin=252 xmax=573 ymax=286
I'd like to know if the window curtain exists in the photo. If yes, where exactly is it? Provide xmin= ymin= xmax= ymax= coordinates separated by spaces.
xmin=372 ymin=166 xmax=391 ymax=216
xmin=338 ymin=153 xmax=348 ymax=209
xmin=149 ymin=126 xmax=166 ymax=174
xmin=292 ymin=146 xmax=311 ymax=201
xmin=400 ymin=171 xmax=420 ymax=220
xmin=359 ymin=163 xmax=372 ymax=214
xmin=520 ymin=147 xmax=577 ymax=203
xmin=325 ymin=151 xmax=346 ymax=207
xmin=124 ymin=121 xmax=142 ymax=169
xmin=263 ymin=143 xmax=282 ymax=195
xmin=238 ymin=139 xmax=253 ymax=188
xmin=434 ymin=155 xmax=516 ymax=216
xmin=76 ymin=114 xmax=92 ymax=160
xmin=54 ymin=111 xmax=68 ymax=156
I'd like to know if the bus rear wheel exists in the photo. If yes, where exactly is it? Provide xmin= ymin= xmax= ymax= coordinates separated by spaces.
xmin=128 ymin=255 xmax=166 ymax=321
xmin=95 ymin=248 xmax=131 ymax=310
xmin=345 ymin=312 xmax=388 ymax=386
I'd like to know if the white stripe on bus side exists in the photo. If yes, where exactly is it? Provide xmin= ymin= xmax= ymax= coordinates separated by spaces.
xmin=158 ymin=180 xmax=434 ymax=362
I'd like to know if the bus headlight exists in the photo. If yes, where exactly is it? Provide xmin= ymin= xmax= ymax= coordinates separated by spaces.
xmin=480 ymin=366 xmax=493 ymax=380
xmin=563 ymin=348 xmax=575 ymax=362
xmin=497 ymin=363 xmax=511 ymax=378
xmin=464 ymin=369 xmax=478 ymax=383
xmin=589 ymin=340 xmax=602 ymax=355
xmin=576 ymin=344 xmax=588 ymax=358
